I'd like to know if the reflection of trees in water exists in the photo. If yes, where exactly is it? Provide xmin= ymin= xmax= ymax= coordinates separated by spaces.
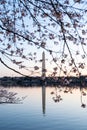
xmin=51 ymin=87 xmax=63 ymax=103
xmin=51 ymin=86 xmax=87 ymax=108
xmin=80 ymin=87 xmax=87 ymax=108
xmin=0 ymin=88 xmax=26 ymax=104
xmin=51 ymin=86 xmax=73 ymax=103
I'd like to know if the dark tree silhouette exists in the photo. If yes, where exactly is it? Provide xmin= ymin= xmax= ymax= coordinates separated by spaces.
xmin=0 ymin=0 xmax=87 ymax=76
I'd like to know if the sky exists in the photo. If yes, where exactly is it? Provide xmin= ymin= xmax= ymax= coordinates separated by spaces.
xmin=0 ymin=0 xmax=87 ymax=77
xmin=1 ymin=44 xmax=87 ymax=77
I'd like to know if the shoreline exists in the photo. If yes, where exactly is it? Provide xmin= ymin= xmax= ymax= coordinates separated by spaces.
xmin=0 ymin=76 xmax=87 ymax=87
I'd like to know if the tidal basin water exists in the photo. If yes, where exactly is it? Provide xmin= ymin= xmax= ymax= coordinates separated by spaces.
xmin=0 ymin=86 xmax=87 ymax=130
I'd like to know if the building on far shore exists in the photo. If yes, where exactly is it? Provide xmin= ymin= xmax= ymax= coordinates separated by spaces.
xmin=42 ymin=51 xmax=46 ymax=79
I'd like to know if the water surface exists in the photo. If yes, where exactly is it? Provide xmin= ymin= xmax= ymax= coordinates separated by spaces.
xmin=0 ymin=86 xmax=87 ymax=130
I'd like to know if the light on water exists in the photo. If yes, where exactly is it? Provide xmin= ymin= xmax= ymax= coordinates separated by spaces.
xmin=0 ymin=86 xmax=87 ymax=130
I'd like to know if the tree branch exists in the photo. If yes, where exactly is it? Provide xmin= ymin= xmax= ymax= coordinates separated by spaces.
xmin=0 ymin=58 xmax=29 ymax=77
